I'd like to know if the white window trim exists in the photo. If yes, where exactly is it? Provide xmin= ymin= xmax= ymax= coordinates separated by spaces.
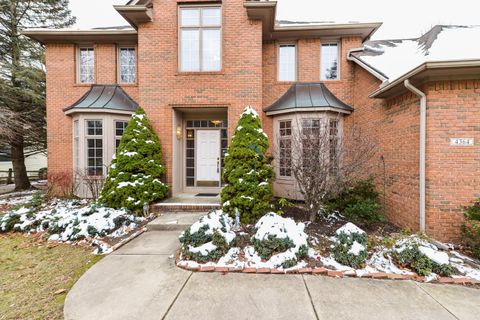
xmin=114 ymin=119 xmax=129 ymax=149
xmin=277 ymin=43 xmax=297 ymax=82
xmin=320 ymin=42 xmax=340 ymax=81
xmin=117 ymin=46 xmax=137 ymax=84
xmin=178 ymin=4 xmax=223 ymax=73
xmin=77 ymin=46 xmax=95 ymax=84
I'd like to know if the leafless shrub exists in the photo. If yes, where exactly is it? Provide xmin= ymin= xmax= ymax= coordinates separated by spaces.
xmin=275 ymin=114 xmax=377 ymax=221
xmin=74 ymin=169 xmax=105 ymax=200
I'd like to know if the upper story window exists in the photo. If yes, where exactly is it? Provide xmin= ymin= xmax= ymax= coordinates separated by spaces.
xmin=119 ymin=47 xmax=136 ymax=84
xmin=321 ymin=43 xmax=339 ymax=80
xmin=278 ymin=44 xmax=296 ymax=82
xmin=179 ymin=6 xmax=222 ymax=72
xmin=78 ymin=47 xmax=95 ymax=84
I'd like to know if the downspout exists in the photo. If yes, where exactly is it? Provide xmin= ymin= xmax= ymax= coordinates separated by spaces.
xmin=404 ymin=80 xmax=426 ymax=232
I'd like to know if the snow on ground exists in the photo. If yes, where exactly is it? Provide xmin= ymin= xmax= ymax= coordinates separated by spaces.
xmin=0 ymin=198 xmax=145 ymax=254
xmin=178 ymin=213 xmax=480 ymax=280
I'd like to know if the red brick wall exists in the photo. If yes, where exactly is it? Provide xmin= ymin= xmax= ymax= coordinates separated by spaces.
xmin=137 ymin=0 xmax=263 ymax=185
xmin=424 ymin=80 xmax=480 ymax=241
xmin=45 ymin=43 xmax=139 ymax=178
xmin=349 ymin=66 xmax=422 ymax=232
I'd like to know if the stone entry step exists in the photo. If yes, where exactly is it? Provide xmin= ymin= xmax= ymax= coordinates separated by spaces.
xmin=147 ymin=212 xmax=205 ymax=231
xmin=150 ymin=203 xmax=220 ymax=213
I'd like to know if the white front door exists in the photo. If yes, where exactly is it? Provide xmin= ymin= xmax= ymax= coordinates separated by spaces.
xmin=196 ymin=130 xmax=221 ymax=182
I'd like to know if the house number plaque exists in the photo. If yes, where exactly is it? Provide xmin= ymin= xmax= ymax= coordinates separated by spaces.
xmin=450 ymin=138 xmax=474 ymax=146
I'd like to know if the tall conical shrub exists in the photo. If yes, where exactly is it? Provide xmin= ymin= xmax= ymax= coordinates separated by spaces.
xmin=221 ymin=106 xmax=275 ymax=223
xmin=99 ymin=108 xmax=169 ymax=213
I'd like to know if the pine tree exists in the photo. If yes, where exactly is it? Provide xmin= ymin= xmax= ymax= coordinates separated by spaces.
xmin=100 ymin=108 xmax=169 ymax=214
xmin=0 ymin=0 xmax=76 ymax=190
xmin=221 ymin=106 xmax=275 ymax=224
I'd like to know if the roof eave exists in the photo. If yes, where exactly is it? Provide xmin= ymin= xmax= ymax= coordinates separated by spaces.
xmin=266 ymin=107 xmax=352 ymax=116
xmin=114 ymin=5 xmax=153 ymax=29
xmin=370 ymin=59 xmax=480 ymax=99
xmin=22 ymin=29 xmax=138 ymax=44
xmin=347 ymin=51 xmax=388 ymax=82
xmin=272 ymin=22 xmax=383 ymax=41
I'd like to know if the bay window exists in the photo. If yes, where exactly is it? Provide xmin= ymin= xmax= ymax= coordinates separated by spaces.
xmin=279 ymin=120 xmax=292 ymax=177
xmin=115 ymin=120 xmax=129 ymax=150
xmin=179 ymin=6 xmax=222 ymax=72
xmin=86 ymin=120 xmax=103 ymax=176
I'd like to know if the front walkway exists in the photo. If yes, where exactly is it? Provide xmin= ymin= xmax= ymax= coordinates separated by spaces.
xmin=64 ymin=223 xmax=480 ymax=320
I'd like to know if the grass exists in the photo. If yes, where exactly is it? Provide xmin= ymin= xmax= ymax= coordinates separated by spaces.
xmin=0 ymin=233 xmax=102 ymax=320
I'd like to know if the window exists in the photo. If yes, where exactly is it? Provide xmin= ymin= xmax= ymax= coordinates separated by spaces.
xmin=278 ymin=44 xmax=296 ymax=81
xmin=119 ymin=48 xmax=136 ymax=84
xmin=78 ymin=47 xmax=95 ymax=83
xmin=179 ymin=7 xmax=222 ymax=72
xmin=279 ymin=120 xmax=292 ymax=177
xmin=302 ymin=119 xmax=321 ymax=169
xmin=321 ymin=43 xmax=339 ymax=80
xmin=115 ymin=120 xmax=129 ymax=150
xmin=86 ymin=120 xmax=103 ymax=176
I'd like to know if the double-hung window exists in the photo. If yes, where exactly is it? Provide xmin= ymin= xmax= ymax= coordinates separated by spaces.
xmin=78 ymin=47 xmax=95 ymax=83
xmin=119 ymin=47 xmax=136 ymax=84
xmin=320 ymin=43 xmax=339 ymax=80
xmin=179 ymin=6 xmax=222 ymax=72
xmin=278 ymin=44 xmax=296 ymax=81
xmin=115 ymin=120 xmax=129 ymax=150
xmin=279 ymin=120 xmax=292 ymax=177
xmin=86 ymin=120 xmax=103 ymax=176
xmin=329 ymin=119 xmax=339 ymax=166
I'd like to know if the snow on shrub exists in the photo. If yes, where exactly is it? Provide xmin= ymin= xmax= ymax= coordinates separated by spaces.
xmin=251 ymin=212 xmax=309 ymax=268
xmin=179 ymin=211 xmax=236 ymax=263
xmin=100 ymin=107 xmax=169 ymax=214
xmin=221 ymin=106 xmax=275 ymax=224
xmin=332 ymin=222 xmax=368 ymax=268
xmin=0 ymin=199 xmax=142 ymax=242
xmin=394 ymin=235 xmax=453 ymax=277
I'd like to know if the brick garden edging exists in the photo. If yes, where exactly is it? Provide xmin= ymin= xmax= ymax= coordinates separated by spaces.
xmin=175 ymin=250 xmax=480 ymax=286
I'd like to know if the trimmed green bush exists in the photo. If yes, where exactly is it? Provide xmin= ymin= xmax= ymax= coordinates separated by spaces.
xmin=325 ymin=178 xmax=383 ymax=222
xmin=332 ymin=227 xmax=368 ymax=268
xmin=221 ymin=106 xmax=275 ymax=224
xmin=252 ymin=234 xmax=295 ymax=260
xmin=461 ymin=199 xmax=480 ymax=258
xmin=179 ymin=211 xmax=236 ymax=263
xmin=99 ymin=108 xmax=169 ymax=214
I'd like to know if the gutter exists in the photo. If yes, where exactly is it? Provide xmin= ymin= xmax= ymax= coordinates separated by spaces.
xmin=347 ymin=48 xmax=388 ymax=82
xmin=404 ymin=80 xmax=426 ymax=233
xmin=371 ymin=59 xmax=480 ymax=98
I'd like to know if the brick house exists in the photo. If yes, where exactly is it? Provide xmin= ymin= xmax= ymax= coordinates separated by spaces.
xmin=24 ymin=0 xmax=479 ymax=241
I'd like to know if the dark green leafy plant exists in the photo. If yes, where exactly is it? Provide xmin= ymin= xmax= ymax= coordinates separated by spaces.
xmin=252 ymin=235 xmax=295 ymax=260
xmin=325 ymin=178 xmax=383 ymax=222
xmin=99 ymin=108 xmax=169 ymax=214
xmin=221 ymin=107 xmax=275 ymax=224
xmin=461 ymin=199 xmax=480 ymax=258
xmin=332 ymin=231 xmax=368 ymax=268
xmin=395 ymin=245 xmax=453 ymax=277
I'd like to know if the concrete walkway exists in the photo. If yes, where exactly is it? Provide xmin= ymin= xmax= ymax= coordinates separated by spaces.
xmin=64 ymin=228 xmax=480 ymax=320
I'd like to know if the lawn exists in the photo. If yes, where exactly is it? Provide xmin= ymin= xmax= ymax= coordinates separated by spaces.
xmin=0 ymin=233 xmax=102 ymax=320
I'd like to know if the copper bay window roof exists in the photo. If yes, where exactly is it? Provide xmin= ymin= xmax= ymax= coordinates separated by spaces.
xmin=64 ymin=85 xmax=138 ymax=115
xmin=264 ymin=82 xmax=354 ymax=116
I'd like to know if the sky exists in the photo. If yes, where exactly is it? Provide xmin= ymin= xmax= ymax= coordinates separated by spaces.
xmin=69 ymin=0 xmax=480 ymax=40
